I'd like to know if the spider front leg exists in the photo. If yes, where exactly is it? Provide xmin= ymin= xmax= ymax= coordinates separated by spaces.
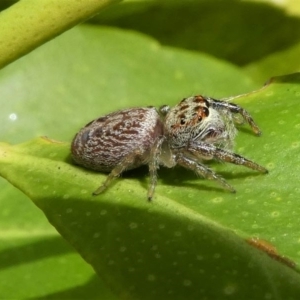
xmin=175 ymin=141 xmax=267 ymax=192
xmin=175 ymin=152 xmax=236 ymax=192
xmin=187 ymin=141 xmax=268 ymax=173
xmin=206 ymin=97 xmax=262 ymax=136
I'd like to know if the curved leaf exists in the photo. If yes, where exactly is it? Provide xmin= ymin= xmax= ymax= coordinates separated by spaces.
xmin=94 ymin=1 xmax=300 ymax=65
xmin=1 ymin=74 xmax=300 ymax=299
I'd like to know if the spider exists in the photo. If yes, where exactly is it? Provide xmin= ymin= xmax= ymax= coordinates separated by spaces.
xmin=71 ymin=95 xmax=268 ymax=200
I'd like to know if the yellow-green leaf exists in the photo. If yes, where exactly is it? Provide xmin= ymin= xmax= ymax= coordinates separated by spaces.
xmin=1 ymin=74 xmax=300 ymax=299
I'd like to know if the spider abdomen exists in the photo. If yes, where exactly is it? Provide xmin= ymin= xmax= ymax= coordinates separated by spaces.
xmin=71 ymin=107 xmax=164 ymax=172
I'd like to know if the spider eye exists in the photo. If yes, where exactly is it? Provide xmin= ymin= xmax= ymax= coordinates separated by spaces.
xmin=203 ymin=107 xmax=209 ymax=117
xmin=180 ymin=119 xmax=186 ymax=125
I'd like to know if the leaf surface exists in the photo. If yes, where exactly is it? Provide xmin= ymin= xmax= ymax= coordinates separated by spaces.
xmin=1 ymin=74 xmax=300 ymax=299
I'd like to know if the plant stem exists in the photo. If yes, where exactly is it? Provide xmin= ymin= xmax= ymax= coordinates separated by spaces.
xmin=0 ymin=0 xmax=121 ymax=69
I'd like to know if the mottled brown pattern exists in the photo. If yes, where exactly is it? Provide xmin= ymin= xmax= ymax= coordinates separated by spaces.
xmin=179 ymin=104 xmax=189 ymax=110
xmin=193 ymin=95 xmax=204 ymax=103
xmin=71 ymin=107 xmax=164 ymax=173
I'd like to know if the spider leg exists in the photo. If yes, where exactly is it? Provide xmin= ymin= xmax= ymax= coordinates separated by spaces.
xmin=188 ymin=141 xmax=268 ymax=173
xmin=175 ymin=153 xmax=236 ymax=192
xmin=93 ymin=149 xmax=143 ymax=196
xmin=147 ymin=137 xmax=164 ymax=201
xmin=206 ymin=97 xmax=261 ymax=135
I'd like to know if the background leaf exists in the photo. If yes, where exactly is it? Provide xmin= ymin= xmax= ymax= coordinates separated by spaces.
xmin=244 ymin=42 xmax=300 ymax=82
xmin=1 ymin=74 xmax=300 ymax=299
xmin=93 ymin=0 xmax=300 ymax=66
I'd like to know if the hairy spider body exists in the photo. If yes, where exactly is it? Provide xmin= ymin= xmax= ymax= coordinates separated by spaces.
xmin=71 ymin=107 xmax=163 ymax=172
xmin=71 ymin=95 xmax=267 ymax=200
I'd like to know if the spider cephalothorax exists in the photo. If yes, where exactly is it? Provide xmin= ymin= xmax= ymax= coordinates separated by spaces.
xmin=162 ymin=95 xmax=237 ymax=150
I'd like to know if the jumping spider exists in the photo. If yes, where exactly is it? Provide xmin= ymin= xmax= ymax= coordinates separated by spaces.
xmin=71 ymin=95 xmax=267 ymax=200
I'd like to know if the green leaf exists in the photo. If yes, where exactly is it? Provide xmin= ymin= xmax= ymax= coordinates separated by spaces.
xmin=1 ymin=70 xmax=300 ymax=298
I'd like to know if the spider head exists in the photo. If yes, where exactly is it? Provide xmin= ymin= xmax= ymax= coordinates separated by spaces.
xmin=164 ymin=96 xmax=236 ymax=149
